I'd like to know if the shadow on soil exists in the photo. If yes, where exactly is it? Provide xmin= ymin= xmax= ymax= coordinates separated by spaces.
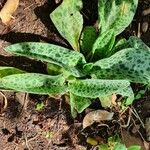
xmin=0 ymin=55 xmax=47 ymax=73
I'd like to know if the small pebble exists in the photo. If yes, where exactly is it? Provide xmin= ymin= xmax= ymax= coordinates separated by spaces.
xmin=142 ymin=22 xmax=149 ymax=33
xmin=145 ymin=117 xmax=150 ymax=141
xmin=142 ymin=8 xmax=150 ymax=16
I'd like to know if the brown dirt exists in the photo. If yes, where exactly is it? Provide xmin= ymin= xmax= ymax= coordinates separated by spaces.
xmin=0 ymin=0 xmax=150 ymax=150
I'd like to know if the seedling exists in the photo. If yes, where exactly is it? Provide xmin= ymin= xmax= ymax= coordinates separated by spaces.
xmin=35 ymin=102 xmax=45 ymax=111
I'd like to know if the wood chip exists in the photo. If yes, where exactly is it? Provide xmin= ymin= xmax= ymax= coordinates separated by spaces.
xmin=142 ymin=8 xmax=150 ymax=16
xmin=142 ymin=22 xmax=149 ymax=33
xmin=0 ymin=0 xmax=19 ymax=25
xmin=83 ymin=110 xmax=114 ymax=128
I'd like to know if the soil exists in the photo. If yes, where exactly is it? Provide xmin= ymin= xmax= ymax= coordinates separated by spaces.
xmin=0 ymin=0 xmax=150 ymax=150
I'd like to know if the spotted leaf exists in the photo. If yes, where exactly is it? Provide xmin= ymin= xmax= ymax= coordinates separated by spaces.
xmin=80 ymin=26 xmax=98 ymax=55
xmin=50 ymin=0 xmax=83 ymax=51
xmin=0 ymin=67 xmax=25 ymax=78
xmin=69 ymin=79 xmax=134 ymax=105
xmin=127 ymin=36 xmax=150 ymax=51
xmin=89 ymin=48 xmax=150 ymax=85
xmin=92 ymin=29 xmax=115 ymax=60
xmin=70 ymin=93 xmax=92 ymax=117
xmin=0 ymin=73 xmax=67 ymax=95
xmin=5 ymin=42 xmax=86 ymax=77
xmin=98 ymin=0 xmax=138 ymax=35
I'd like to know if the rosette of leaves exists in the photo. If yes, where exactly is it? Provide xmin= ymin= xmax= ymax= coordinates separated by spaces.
xmin=1 ymin=0 xmax=150 ymax=117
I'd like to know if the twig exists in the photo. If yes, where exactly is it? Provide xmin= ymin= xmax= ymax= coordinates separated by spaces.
xmin=20 ymin=93 xmax=29 ymax=115
xmin=130 ymin=106 xmax=145 ymax=128
xmin=23 ymin=132 xmax=31 ymax=150
xmin=131 ymin=118 xmax=145 ymax=142
xmin=137 ymin=22 xmax=141 ymax=38
xmin=120 ymin=108 xmax=131 ymax=128
xmin=0 ymin=91 xmax=8 ymax=112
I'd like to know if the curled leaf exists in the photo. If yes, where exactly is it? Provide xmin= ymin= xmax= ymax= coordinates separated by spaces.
xmin=5 ymin=42 xmax=86 ymax=77
xmin=83 ymin=110 xmax=114 ymax=128
xmin=92 ymin=29 xmax=115 ymax=60
xmin=70 ymin=93 xmax=92 ymax=118
xmin=0 ymin=0 xmax=19 ymax=25
xmin=80 ymin=26 xmax=98 ymax=55
xmin=0 ymin=66 xmax=25 ymax=78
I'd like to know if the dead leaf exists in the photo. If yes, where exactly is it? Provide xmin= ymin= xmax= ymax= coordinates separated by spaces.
xmin=83 ymin=110 xmax=114 ymax=128
xmin=145 ymin=117 xmax=150 ymax=141
xmin=0 ymin=91 xmax=7 ymax=113
xmin=0 ymin=0 xmax=19 ymax=25
xmin=86 ymin=137 xmax=98 ymax=145
xmin=111 ymin=94 xmax=117 ymax=105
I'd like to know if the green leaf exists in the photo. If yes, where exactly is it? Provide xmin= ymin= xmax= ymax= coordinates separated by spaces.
xmin=98 ymin=0 xmax=138 ymax=35
xmin=99 ymin=144 xmax=109 ymax=150
xmin=90 ymin=48 xmax=150 ymax=85
xmin=50 ymin=0 xmax=83 ymax=51
xmin=113 ymin=36 xmax=150 ymax=54
xmin=92 ymin=30 xmax=115 ymax=60
xmin=128 ymin=36 xmax=150 ymax=51
xmin=5 ymin=42 xmax=86 ymax=77
xmin=70 ymin=93 xmax=92 ymax=117
xmin=127 ymin=145 xmax=141 ymax=150
xmin=100 ymin=96 xmax=112 ymax=108
xmin=112 ymin=38 xmax=128 ymax=53
xmin=0 ymin=73 xmax=67 ymax=95
xmin=0 ymin=67 xmax=25 ymax=78
xmin=114 ymin=143 xmax=126 ymax=150
xmin=69 ymin=79 xmax=134 ymax=105
xmin=35 ymin=102 xmax=45 ymax=110
xmin=47 ymin=63 xmax=63 ymax=75
xmin=80 ymin=26 xmax=98 ymax=55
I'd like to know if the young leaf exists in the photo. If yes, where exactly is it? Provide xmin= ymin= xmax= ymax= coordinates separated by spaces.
xmin=50 ymin=0 xmax=83 ymax=51
xmin=80 ymin=26 xmax=98 ymax=55
xmin=0 ymin=67 xmax=25 ymax=78
xmin=98 ymin=0 xmax=138 ymax=35
xmin=47 ymin=63 xmax=63 ymax=75
xmin=99 ymin=144 xmax=109 ymax=150
xmin=69 ymin=79 xmax=134 ymax=105
xmin=127 ymin=145 xmax=141 ymax=150
xmin=70 ymin=93 xmax=92 ymax=117
xmin=92 ymin=29 xmax=115 ymax=60
xmin=114 ymin=143 xmax=126 ymax=150
xmin=90 ymin=48 xmax=150 ymax=85
xmin=128 ymin=36 xmax=150 ymax=51
xmin=0 ymin=73 xmax=67 ymax=95
xmin=5 ymin=42 xmax=86 ymax=77
xmin=112 ymin=38 xmax=128 ymax=53
xmin=113 ymin=36 xmax=150 ymax=53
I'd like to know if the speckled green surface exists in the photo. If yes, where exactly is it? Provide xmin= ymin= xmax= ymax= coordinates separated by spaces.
xmin=69 ymin=79 xmax=134 ymax=105
xmin=88 ymin=48 xmax=150 ymax=85
xmin=50 ymin=0 xmax=83 ymax=51
xmin=98 ymin=0 xmax=138 ymax=35
xmin=0 ymin=73 xmax=67 ymax=95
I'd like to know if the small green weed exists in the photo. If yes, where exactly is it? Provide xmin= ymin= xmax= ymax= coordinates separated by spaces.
xmin=35 ymin=102 xmax=45 ymax=111
xmin=99 ymin=135 xmax=141 ymax=150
